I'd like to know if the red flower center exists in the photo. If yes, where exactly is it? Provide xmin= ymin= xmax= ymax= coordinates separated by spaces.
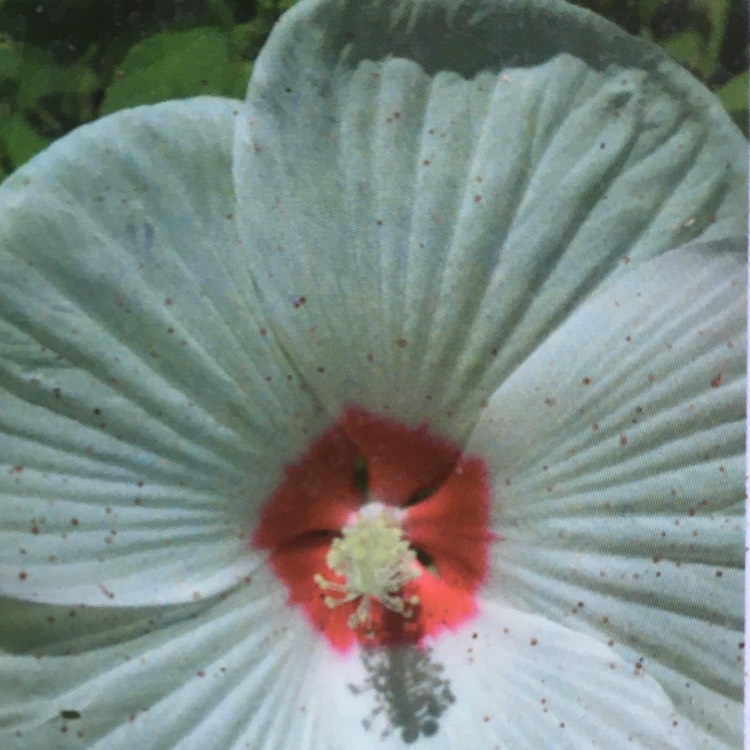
xmin=253 ymin=406 xmax=493 ymax=652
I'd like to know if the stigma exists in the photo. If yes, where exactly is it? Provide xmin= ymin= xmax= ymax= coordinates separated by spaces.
xmin=314 ymin=502 xmax=421 ymax=631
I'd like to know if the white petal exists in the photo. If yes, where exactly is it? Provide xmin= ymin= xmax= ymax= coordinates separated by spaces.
xmin=297 ymin=602 xmax=698 ymax=749
xmin=0 ymin=567 xmax=321 ymax=749
xmin=0 ymin=577 xmax=707 ymax=749
xmin=429 ymin=601 xmax=696 ymax=749
xmin=469 ymin=242 xmax=746 ymax=747
xmin=0 ymin=98 xmax=326 ymax=605
xmin=233 ymin=0 xmax=746 ymax=442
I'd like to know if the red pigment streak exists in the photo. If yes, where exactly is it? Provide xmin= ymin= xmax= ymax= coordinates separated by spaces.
xmin=253 ymin=406 xmax=493 ymax=652
xmin=342 ymin=408 xmax=459 ymax=503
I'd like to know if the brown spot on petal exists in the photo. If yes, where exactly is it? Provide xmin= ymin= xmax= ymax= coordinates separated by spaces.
xmin=99 ymin=585 xmax=115 ymax=600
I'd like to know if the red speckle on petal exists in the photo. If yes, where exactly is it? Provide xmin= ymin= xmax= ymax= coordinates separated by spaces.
xmin=253 ymin=407 xmax=493 ymax=653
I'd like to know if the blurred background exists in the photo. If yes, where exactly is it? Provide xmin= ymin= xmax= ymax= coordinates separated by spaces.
xmin=0 ymin=0 xmax=746 ymax=181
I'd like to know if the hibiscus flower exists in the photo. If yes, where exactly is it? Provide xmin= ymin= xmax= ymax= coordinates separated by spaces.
xmin=0 ymin=0 xmax=745 ymax=747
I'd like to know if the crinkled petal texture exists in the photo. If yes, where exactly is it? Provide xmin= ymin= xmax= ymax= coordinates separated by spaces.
xmin=0 ymin=0 xmax=746 ymax=748
xmin=234 ymin=0 xmax=746 ymax=444
xmin=468 ymin=244 xmax=746 ymax=748
xmin=231 ymin=0 xmax=745 ymax=745
xmin=0 ymin=97 xmax=329 ymax=606
xmin=1 ymin=587 xmax=697 ymax=749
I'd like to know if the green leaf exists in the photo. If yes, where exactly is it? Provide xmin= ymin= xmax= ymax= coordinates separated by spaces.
xmin=660 ymin=29 xmax=706 ymax=74
xmin=716 ymin=70 xmax=749 ymax=113
xmin=207 ymin=0 xmax=234 ymax=28
xmin=230 ymin=19 xmax=274 ymax=58
xmin=101 ymin=27 xmax=237 ymax=115
xmin=221 ymin=59 xmax=253 ymax=100
xmin=690 ymin=0 xmax=732 ymax=78
xmin=635 ymin=0 xmax=670 ymax=27
xmin=2 ymin=113 xmax=51 ymax=164
xmin=0 ymin=35 xmax=22 ymax=81
xmin=16 ymin=45 xmax=97 ymax=109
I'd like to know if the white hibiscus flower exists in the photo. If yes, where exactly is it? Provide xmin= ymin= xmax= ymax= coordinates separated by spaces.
xmin=0 ymin=0 xmax=745 ymax=748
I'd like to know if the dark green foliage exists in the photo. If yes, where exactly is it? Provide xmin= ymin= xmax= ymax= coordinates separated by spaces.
xmin=0 ymin=0 xmax=295 ymax=177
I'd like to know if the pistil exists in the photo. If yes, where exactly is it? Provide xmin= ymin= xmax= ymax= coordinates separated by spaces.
xmin=314 ymin=502 xmax=421 ymax=630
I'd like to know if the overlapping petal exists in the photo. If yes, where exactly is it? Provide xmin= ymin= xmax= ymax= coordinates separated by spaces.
xmin=469 ymin=243 xmax=746 ymax=747
xmin=233 ymin=0 xmax=746 ymax=443
xmin=0 ymin=589 xmax=697 ymax=749
xmin=0 ymin=567 xmax=322 ymax=749
xmin=0 ymin=98 xmax=327 ymax=606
